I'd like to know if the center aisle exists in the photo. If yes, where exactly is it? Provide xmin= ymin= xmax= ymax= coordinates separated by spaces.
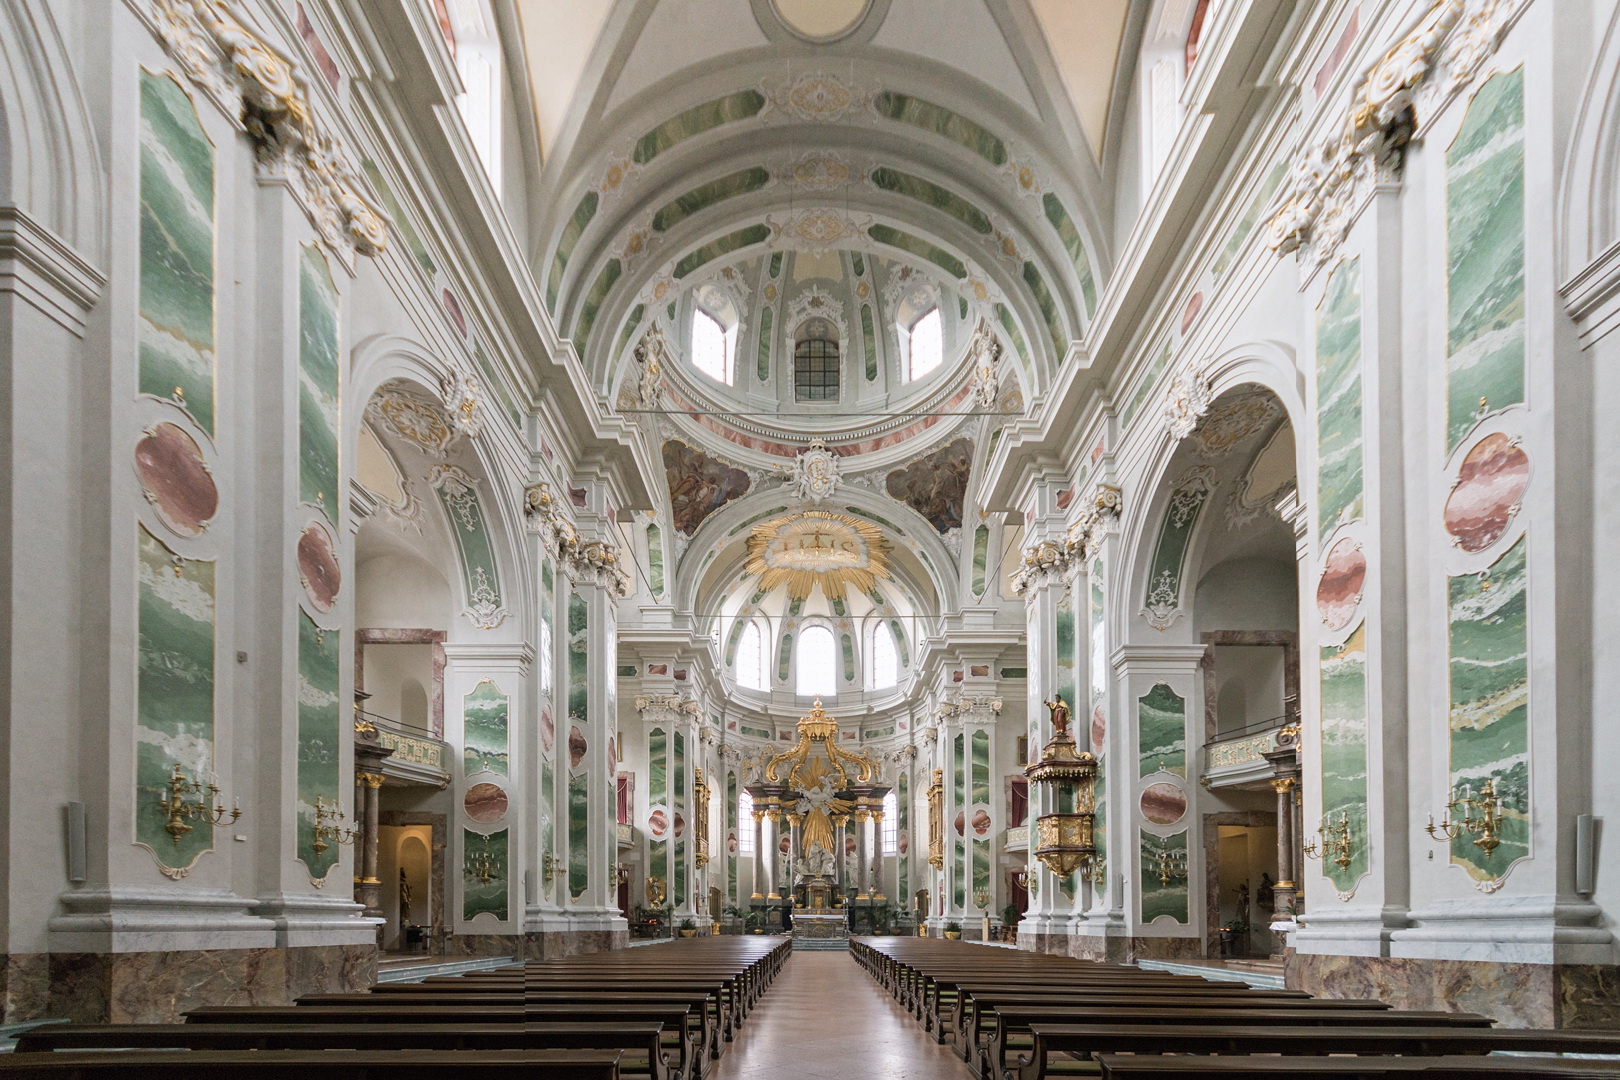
xmin=712 ymin=947 xmax=967 ymax=1080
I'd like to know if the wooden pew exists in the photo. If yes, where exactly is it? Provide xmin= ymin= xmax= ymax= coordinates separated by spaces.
xmin=1021 ymin=1023 xmax=1620 ymax=1080
xmin=1094 ymin=1055 xmax=1620 ymax=1080
xmin=0 ymin=1049 xmax=622 ymax=1080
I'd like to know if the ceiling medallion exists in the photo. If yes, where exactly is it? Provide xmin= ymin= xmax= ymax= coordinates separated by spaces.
xmin=745 ymin=510 xmax=891 ymax=601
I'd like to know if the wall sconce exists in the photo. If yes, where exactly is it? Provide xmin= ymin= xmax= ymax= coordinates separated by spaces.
xmin=463 ymin=833 xmax=501 ymax=886
xmin=310 ymin=795 xmax=357 ymax=857
xmin=972 ymin=887 xmax=990 ymax=910
xmin=1426 ymin=777 xmax=1504 ymax=860
xmin=646 ymin=875 xmax=667 ymax=906
xmin=1146 ymin=839 xmax=1188 ymax=887
xmin=614 ymin=863 xmax=631 ymax=887
xmin=157 ymin=763 xmax=241 ymax=844
xmin=1086 ymin=854 xmax=1107 ymax=886
xmin=1025 ymin=694 xmax=1099 ymax=878
xmin=542 ymin=849 xmax=562 ymax=885
xmin=1303 ymin=812 xmax=1354 ymax=870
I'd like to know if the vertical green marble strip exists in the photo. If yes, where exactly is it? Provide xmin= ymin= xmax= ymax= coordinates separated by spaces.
xmin=768 ymin=252 xmax=783 ymax=278
xmin=462 ymin=679 xmax=509 ymax=777
xmin=953 ymin=842 xmax=965 ymax=910
xmin=568 ymin=775 xmax=589 ymax=898
xmin=971 ymin=730 xmax=989 ymax=804
xmin=1022 ymin=262 xmax=1067 ymax=357
xmin=1042 ymin=193 xmax=1098 ymax=318
xmin=725 ymin=620 xmax=745 ymax=667
xmin=861 ymin=305 xmax=877 ymax=381
xmin=954 ymin=733 xmax=965 ymax=812
xmin=1138 ymin=683 xmax=1186 ymax=778
xmin=436 ymin=478 xmax=503 ymax=619
xmin=997 ymin=304 xmax=1029 ymax=365
xmin=567 ymin=592 xmax=588 ymax=735
xmin=1448 ymin=537 xmax=1530 ymax=881
xmin=727 ymin=771 xmax=738 ymax=900
xmin=889 ymin=619 xmax=909 ymax=667
xmin=1089 ymin=562 xmax=1108 ymax=877
xmin=647 ymin=523 xmax=664 ymax=596
xmin=1320 ymin=624 xmax=1370 ymax=891
xmin=1056 ymin=588 xmax=1077 ymax=716
xmin=541 ymin=562 xmax=555 ymax=691
xmin=135 ymin=527 xmax=215 ymax=866
xmin=959 ymin=295 xmax=969 ymax=320
xmin=973 ymin=839 xmax=990 ymax=896
xmin=777 ymin=633 xmax=793 ymax=684
xmin=1214 ymin=161 xmax=1287 ymax=279
xmin=971 ymin=525 xmax=990 ymax=596
xmin=297 ymin=612 xmax=341 ymax=879
xmin=139 ymin=72 xmax=215 ymax=433
xmin=1446 ymin=69 xmax=1525 ymax=450
xmin=1142 ymin=476 xmax=1209 ymax=619
xmin=831 ymin=596 xmax=847 ymax=618
xmin=548 ymin=192 xmax=598 ymax=308
xmin=757 ymin=307 xmax=774 ymax=382
xmin=463 ymin=828 xmax=509 ymax=920
xmin=1316 ymin=257 xmax=1364 ymax=539
xmin=897 ymin=772 xmax=909 ymax=899
xmin=673 ymin=732 xmax=686 ymax=906
xmin=361 ymin=158 xmax=435 ymax=276
xmin=573 ymin=258 xmax=622 ymax=353
xmin=841 ymin=633 xmax=855 ymax=683
xmin=1140 ymin=832 xmax=1189 ymax=923
xmin=649 ymin=727 xmax=666 ymax=805
xmin=298 ymin=245 xmax=340 ymax=514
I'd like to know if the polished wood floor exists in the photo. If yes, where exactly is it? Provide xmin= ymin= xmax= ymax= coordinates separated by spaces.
xmin=712 ymin=949 xmax=966 ymax=1080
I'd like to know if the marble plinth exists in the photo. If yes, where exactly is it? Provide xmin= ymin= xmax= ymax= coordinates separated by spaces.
xmin=524 ymin=928 xmax=629 ymax=960
xmin=1288 ymin=951 xmax=1620 ymax=1029
xmin=792 ymin=913 xmax=849 ymax=950
xmin=2 ymin=944 xmax=376 ymax=1024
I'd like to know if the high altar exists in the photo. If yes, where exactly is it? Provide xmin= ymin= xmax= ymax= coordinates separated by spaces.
xmin=745 ymin=700 xmax=892 ymax=912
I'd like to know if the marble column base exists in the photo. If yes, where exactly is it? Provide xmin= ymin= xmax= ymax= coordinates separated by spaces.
xmin=2 ymin=943 xmax=376 ymax=1024
xmin=524 ymin=928 xmax=629 ymax=960
xmin=1287 ymin=950 xmax=1620 ymax=1028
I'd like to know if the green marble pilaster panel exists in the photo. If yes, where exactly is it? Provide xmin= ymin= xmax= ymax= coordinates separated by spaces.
xmin=674 ymin=732 xmax=687 ymax=906
xmin=861 ymin=304 xmax=877 ymax=381
xmin=298 ymin=245 xmax=340 ymax=515
xmin=567 ymin=592 xmax=589 ymax=899
xmin=647 ymin=523 xmax=664 ymax=596
xmin=649 ymin=727 xmax=666 ymax=808
xmin=1143 ymin=475 xmax=1210 ymax=624
xmin=1447 ymin=537 xmax=1529 ymax=881
xmin=1316 ymin=258 xmax=1365 ymax=539
xmin=973 ymin=839 xmax=990 ymax=897
xmin=727 ymin=771 xmax=738 ymax=900
xmin=434 ymin=471 xmax=503 ymax=626
xmin=1138 ymin=683 xmax=1186 ymax=778
xmin=890 ymin=620 xmax=909 ymax=667
xmin=1056 ymin=587 xmax=1077 ymax=717
xmin=568 ymin=774 xmax=589 ymax=899
xmin=1042 ymin=193 xmax=1098 ymax=318
xmin=971 ymin=526 xmax=990 ymax=596
xmin=463 ymin=828 xmax=509 ymax=921
xmin=547 ymin=192 xmax=597 ymax=308
xmin=1140 ymin=832 xmax=1189 ymax=923
xmin=971 ymin=730 xmax=990 ymax=805
xmin=462 ymin=679 xmax=509 ymax=777
xmin=953 ymin=840 xmax=965 ymax=911
xmin=757 ymin=306 xmax=774 ymax=382
xmin=297 ymin=613 xmax=341 ymax=881
xmin=135 ymin=528 xmax=215 ymax=868
xmin=897 ymin=771 xmax=909 ymax=900
xmin=1320 ymin=624 xmax=1371 ymax=892
xmin=1446 ymin=69 xmax=1525 ymax=451
xmin=777 ymin=633 xmax=793 ymax=684
xmin=139 ymin=72 xmax=215 ymax=433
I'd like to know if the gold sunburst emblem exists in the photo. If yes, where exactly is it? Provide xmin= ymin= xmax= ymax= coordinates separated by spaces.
xmin=744 ymin=510 xmax=890 ymax=601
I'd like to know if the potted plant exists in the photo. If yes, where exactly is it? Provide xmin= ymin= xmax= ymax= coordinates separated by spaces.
xmin=744 ymin=908 xmax=766 ymax=934
xmin=679 ymin=917 xmax=698 ymax=938
xmin=1001 ymin=903 xmax=1021 ymax=942
xmin=943 ymin=920 xmax=963 ymax=940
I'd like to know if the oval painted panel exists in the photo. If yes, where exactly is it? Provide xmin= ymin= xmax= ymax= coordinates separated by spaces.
xmin=674 ymin=812 xmax=686 ymax=839
xmin=1140 ymin=782 xmax=1188 ymax=825
xmin=727 ymin=829 xmax=739 ymax=854
xmin=1316 ymin=537 xmax=1367 ymax=632
xmin=297 ymin=521 xmax=341 ymax=613
xmin=898 ymin=829 xmax=909 ymax=856
xmin=568 ymin=725 xmax=587 ymax=768
xmin=540 ymin=708 xmax=555 ymax=753
xmin=135 ymin=422 xmax=218 ymax=537
xmin=464 ymin=781 xmax=508 ymax=823
xmin=953 ymin=810 xmax=965 ymax=837
xmin=648 ymin=808 xmax=667 ymax=837
xmin=1444 ymin=432 xmax=1529 ymax=553
xmin=779 ymin=834 xmax=791 ymax=855
xmin=1091 ymin=705 xmax=1107 ymax=756
xmin=972 ymin=809 xmax=992 ymax=836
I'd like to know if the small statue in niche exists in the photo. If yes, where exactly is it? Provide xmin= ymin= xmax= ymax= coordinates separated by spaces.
xmin=399 ymin=867 xmax=413 ymax=924
xmin=1233 ymin=881 xmax=1251 ymax=927
xmin=1257 ymin=872 xmax=1275 ymax=912
xmin=1044 ymin=694 xmax=1072 ymax=738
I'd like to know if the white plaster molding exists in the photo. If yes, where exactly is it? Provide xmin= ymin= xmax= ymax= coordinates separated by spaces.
xmin=635 ymin=693 xmax=702 ymax=726
xmin=0 ymin=206 xmax=105 ymax=336
xmin=1560 ymin=239 xmax=1620 ymax=348
xmin=782 ymin=283 xmax=848 ymax=339
xmin=1162 ymin=367 xmax=1212 ymax=440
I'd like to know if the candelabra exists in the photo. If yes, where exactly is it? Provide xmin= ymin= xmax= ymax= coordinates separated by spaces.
xmin=464 ymin=833 xmax=501 ymax=886
xmin=1425 ymin=777 xmax=1504 ymax=860
xmin=1303 ymin=812 xmax=1354 ymax=871
xmin=157 ymin=763 xmax=242 ymax=844
xmin=542 ymin=849 xmax=563 ymax=884
xmin=1085 ymin=854 xmax=1107 ymax=886
xmin=309 ymin=795 xmax=357 ymax=857
xmin=1146 ymin=839 xmax=1188 ymax=887
xmin=973 ymin=887 xmax=990 ymax=910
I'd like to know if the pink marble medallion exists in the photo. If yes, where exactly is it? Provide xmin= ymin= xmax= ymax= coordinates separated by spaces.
xmin=673 ymin=812 xmax=686 ymax=838
xmin=898 ymin=830 xmax=909 ymax=855
xmin=727 ymin=830 xmax=739 ymax=854
xmin=648 ymin=808 xmax=668 ymax=837
xmin=135 ymin=422 xmax=218 ymax=538
xmin=953 ymin=810 xmax=965 ymax=836
xmin=1091 ymin=706 xmax=1107 ymax=756
xmin=1140 ymin=782 xmax=1188 ymax=825
xmin=297 ymin=521 xmax=341 ymax=613
xmin=540 ymin=708 xmax=555 ymax=753
xmin=1316 ymin=537 xmax=1367 ymax=632
xmin=1444 ymin=432 xmax=1529 ymax=553
xmin=1181 ymin=292 xmax=1204 ymax=334
xmin=972 ymin=809 xmax=992 ymax=836
xmin=463 ymin=781 xmax=508 ymax=823
xmin=442 ymin=289 xmax=466 ymax=336
xmin=568 ymin=725 xmax=587 ymax=768
xmin=779 ymin=835 xmax=791 ymax=855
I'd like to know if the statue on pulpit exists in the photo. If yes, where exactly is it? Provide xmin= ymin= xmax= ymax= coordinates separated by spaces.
xmin=1044 ymin=694 xmax=1072 ymax=737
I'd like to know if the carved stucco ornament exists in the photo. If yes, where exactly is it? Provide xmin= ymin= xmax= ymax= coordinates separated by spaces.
xmin=367 ymin=388 xmax=454 ymax=458
xmin=632 ymin=324 xmax=669 ymax=411
xmin=135 ymin=0 xmax=387 ymax=267
xmin=1163 ymin=368 xmax=1213 ymax=441
xmin=788 ymin=439 xmax=841 ymax=503
xmin=1266 ymin=0 xmax=1530 ymax=272
xmin=969 ymin=318 xmax=1004 ymax=409
xmin=635 ymin=694 xmax=701 ymax=724
xmin=442 ymin=371 xmax=484 ymax=440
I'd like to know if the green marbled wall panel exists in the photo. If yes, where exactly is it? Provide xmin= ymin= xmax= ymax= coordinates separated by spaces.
xmin=435 ymin=475 xmax=503 ymax=619
xmin=1042 ymin=194 xmax=1098 ymax=318
xmin=653 ymin=167 xmax=770 ymax=232
xmin=725 ymin=620 xmax=745 ymax=668
xmin=1143 ymin=478 xmax=1210 ymax=626
xmin=297 ymin=613 xmax=341 ymax=880
xmin=649 ymin=727 xmax=666 ymax=806
xmin=673 ymin=226 xmax=770 ymax=279
xmin=890 ymin=620 xmax=909 ymax=667
xmin=973 ymin=839 xmax=990 ymax=897
xmin=1138 ymin=683 xmax=1186 ymax=778
xmin=971 ymin=730 xmax=989 ymax=805
xmin=1089 ymin=565 xmax=1109 ymax=874
xmin=360 ymin=159 xmax=435 ymax=276
xmin=135 ymin=528 xmax=215 ymax=867
xmin=996 ymin=304 xmax=1029 ymax=365
xmin=647 ymin=523 xmax=664 ymax=596
xmin=777 ymin=632 xmax=793 ymax=684
xmin=462 ymin=679 xmax=509 ymax=777
xmin=573 ymin=258 xmax=621 ymax=353
xmin=139 ymin=72 xmax=215 ymax=433
xmin=971 ymin=525 xmax=989 ymax=596
xmin=1320 ymin=624 xmax=1370 ymax=892
xmin=298 ymin=245 xmax=340 ymax=514
xmin=954 ymin=732 xmax=965 ymax=908
xmin=727 ymin=771 xmax=738 ymax=900
xmin=1140 ymin=832 xmax=1189 ymax=923
xmin=463 ymin=829 xmax=509 ymax=921
xmin=757 ymin=307 xmax=774 ymax=382
xmin=897 ymin=772 xmax=909 ymax=899
xmin=1214 ymin=161 xmax=1288 ymax=280
xmin=1056 ymin=587 xmax=1078 ymax=718
xmin=674 ymin=732 xmax=687 ymax=906
xmin=634 ymin=91 xmax=767 ymax=164
xmin=547 ymin=192 xmax=598 ymax=308
xmin=1448 ymin=536 xmax=1530 ymax=881
xmin=867 ymin=225 xmax=966 ymax=279
xmin=841 ymin=633 xmax=855 ymax=683
xmin=1122 ymin=346 xmax=1172 ymax=429
xmin=541 ymin=562 xmax=555 ymax=692
xmin=1316 ymin=258 xmax=1365 ymax=539
xmin=568 ymin=774 xmax=589 ymax=899
xmin=740 ymin=724 xmax=770 ymax=740
xmin=1447 ymin=69 xmax=1525 ymax=451
xmin=864 ymin=725 xmax=895 ymax=740
xmin=953 ymin=840 xmax=965 ymax=910
xmin=954 ymin=732 xmax=965 ymax=809
xmin=870 ymin=167 xmax=992 ymax=234
xmin=615 ymin=305 xmax=645 ymax=369
xmin=472 ymin=345 xmax=520 ymax=429
xmin=871 ymin=92 xmax=1007 ymax=166
xmin=567 ymin=592 xmax=588 ymax=734
xmin=862 ymin=305 xmax=877 ymax=381
xmin=1022 ymin=262 xmax=1066 ymax=356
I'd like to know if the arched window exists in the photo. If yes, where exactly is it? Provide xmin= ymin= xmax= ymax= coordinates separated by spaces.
xmin=907 ymin=308 xmax=943 ymax=380
xmin=448 ymin=0 xmax=503 ymax=191
xmin=794 ymin=318 xmax=840 ymax=401
xmin=737 ymin=790 xmax=755 ymax=854
xmin=881 ymin=791 xmax=899 ymax=854
xmin=691 ymin=308 xmax=731 ymax=384
xmin=871 ymin=622 xmax=899 ymax=689
xmin=796 ymin=625 xmax=837 ymax=697
xmin=736 ymin=620 xmax=765 ymax=691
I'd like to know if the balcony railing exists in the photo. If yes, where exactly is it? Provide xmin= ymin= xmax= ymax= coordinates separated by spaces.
xmin=1203 ymin=717 xmax=1289 ymax=787
xmin=1003 ymin=825 xmax=1029 ymax=853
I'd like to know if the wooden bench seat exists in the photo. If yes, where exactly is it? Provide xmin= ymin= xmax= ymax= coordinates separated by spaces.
xmin=1093 ymin=1054 xmax=1620 ymax=1080
xmin=0 ymin=1049 xmax=622 ymax=1080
